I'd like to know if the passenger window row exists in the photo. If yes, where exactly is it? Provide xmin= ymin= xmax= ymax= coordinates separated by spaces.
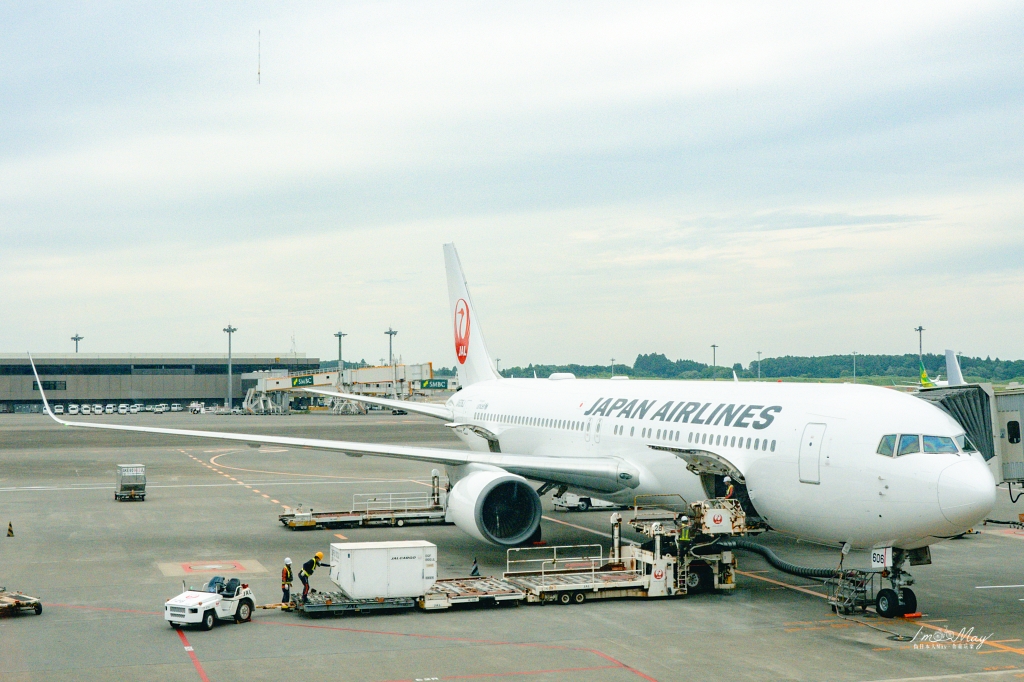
xmin=876 ymin=433 xmax=966 ymax=457
xmin=689 ymin=430 xmax=775 ymax=452
xmin=471 ymin=412 xmax=776 ymax=454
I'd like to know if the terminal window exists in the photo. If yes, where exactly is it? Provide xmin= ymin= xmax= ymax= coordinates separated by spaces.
xmin=32 ymin=381 xmax=67 ymax=391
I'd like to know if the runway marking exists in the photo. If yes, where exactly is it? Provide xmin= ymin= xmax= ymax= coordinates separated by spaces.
xmin=976 ymin=585 xmax=1024 ymax=589
xmin=335 ymin=533 xmax=348 ymax=540
xmin=175 ymin=628 xmax=211 ymax=682
xmin=271 ymin=499 xmax=280 ymax=503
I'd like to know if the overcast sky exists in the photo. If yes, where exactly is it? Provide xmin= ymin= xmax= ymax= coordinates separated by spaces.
xmin=3 ymin=2 xmax=1022 ymax=369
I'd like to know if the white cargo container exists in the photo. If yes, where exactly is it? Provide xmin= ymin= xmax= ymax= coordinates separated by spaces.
xmin=329 ymin=540 xmax=437 ymax=599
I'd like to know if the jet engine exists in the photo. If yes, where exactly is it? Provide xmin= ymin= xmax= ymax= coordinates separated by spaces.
xmin=447 ymin=470 xmax=542 ymax=546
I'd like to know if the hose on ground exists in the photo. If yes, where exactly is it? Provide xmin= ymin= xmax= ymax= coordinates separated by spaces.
xmin=716 ymin=538 xmax=841 ymax=579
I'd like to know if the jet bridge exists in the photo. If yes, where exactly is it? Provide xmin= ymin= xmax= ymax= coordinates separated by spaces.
xmin=914 ymin=384 xmax=1024 ymax=488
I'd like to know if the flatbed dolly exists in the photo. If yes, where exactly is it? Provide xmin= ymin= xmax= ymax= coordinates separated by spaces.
xmin=279 ymin=475 xmax=448 ymax=530
xmin=0 ymin=587 xmax=42 ymax=616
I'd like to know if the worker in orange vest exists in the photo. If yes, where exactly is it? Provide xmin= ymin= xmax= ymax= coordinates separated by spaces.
xmin=281 ymin=557 xmax=293 ymax=604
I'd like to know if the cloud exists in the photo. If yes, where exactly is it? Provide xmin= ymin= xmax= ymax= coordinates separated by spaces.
xmin=2 ymin=1 xmax=1022 ymax=365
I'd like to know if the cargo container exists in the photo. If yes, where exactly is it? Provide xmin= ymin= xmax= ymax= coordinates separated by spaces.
xmin=115 ymin=464 xmax=146 ymax=501
xmin=329 ymin=540 xmax=437 ymax=599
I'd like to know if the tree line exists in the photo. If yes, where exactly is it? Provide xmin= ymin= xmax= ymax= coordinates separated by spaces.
xmin=458 ymin=352 xmax=1024 ymax=382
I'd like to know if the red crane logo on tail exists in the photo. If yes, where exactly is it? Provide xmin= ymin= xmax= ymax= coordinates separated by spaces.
xmin=454 ymin=299 xmax=470 ymax=365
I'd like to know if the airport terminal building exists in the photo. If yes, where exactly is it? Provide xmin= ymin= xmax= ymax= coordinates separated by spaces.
xmin=0 ymin=353 xmax=319 ymax=412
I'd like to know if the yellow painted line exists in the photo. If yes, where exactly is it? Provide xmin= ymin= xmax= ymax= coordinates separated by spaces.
xmin=271 ymin=499 xmax=279 ymax=504
xmin=335 ymin=533 xmax=347 ymax=540
xmin=253 ymin=490 xmax=260 ymax=493
xmin=245 ymin=485 xmax=252 ymax=489
xmin=734 ymin=569 xmax=828 ymax=599
xmin=261 ymin=494 xmax=269 ymax=498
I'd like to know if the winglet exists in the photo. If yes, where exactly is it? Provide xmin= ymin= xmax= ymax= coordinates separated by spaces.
xmin=29 ymin=353 xmax=67 ymax=425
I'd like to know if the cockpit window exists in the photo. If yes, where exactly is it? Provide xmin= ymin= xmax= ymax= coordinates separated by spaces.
xmin=876 ymin=435 xmax=896 ymax=457
xmin=897 ymin=434 xmax=921 ymax=456
xmin=922 ymin=435 xmax=958 ymax=454
xmin=955 ymin=434 xmax=978 ymax=453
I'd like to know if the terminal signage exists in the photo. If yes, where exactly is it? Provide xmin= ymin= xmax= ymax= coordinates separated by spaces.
xmin=291 ymin=376 xmax=315 ymax=388
xmin=420 ymin=379 xmax=448 ymax=390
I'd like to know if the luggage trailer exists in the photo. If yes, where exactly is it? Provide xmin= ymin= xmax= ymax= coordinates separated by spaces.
xmin=279 ymin=473 xmax=448 ymax=530
xmin=290 ymin=497 xmax=754 ymax=616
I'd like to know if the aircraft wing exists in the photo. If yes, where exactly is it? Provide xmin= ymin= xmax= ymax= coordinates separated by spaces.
xmin=301 ymin=388 xmax=453 ymax=421
xmin=30 ymin=358 xmax=632 ymax=493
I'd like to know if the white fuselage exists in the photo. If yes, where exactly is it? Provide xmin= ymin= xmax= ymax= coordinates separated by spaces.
xmin=446 ymin=378 xmax=996 ymax=550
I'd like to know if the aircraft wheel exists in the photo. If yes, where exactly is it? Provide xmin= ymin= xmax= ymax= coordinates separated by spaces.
xmin=558 ymin=592 xmax=572 ymax=605
xmin=876 ymin=588 xmax=901 ymax=618
xmin=201 ymin=610 xmax=216 ymax=630
xmin=900 ymin=588 xmax=917 ymax=615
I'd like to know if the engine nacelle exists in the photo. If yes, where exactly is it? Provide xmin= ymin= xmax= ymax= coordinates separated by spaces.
xmin=447 ymin=470 xmax=542 ymax=546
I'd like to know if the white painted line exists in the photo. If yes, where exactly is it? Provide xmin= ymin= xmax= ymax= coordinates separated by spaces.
xmin=974 ymin=584 xmax=1024 ymax=589
xmin=0 ymin=478 xmax=436 ymax=493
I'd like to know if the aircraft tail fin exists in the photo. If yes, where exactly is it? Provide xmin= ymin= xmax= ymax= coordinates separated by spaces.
xmin=945 ymin=349 xmax=965 ymax=386
xmin=444 ymin=243 xmax=500 ymax=387
xmin=919 ymin=362 xmax=936 ymax=388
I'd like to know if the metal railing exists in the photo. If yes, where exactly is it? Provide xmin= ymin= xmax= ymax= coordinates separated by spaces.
xmin=351 ymin=491 xmax=446 ymax=513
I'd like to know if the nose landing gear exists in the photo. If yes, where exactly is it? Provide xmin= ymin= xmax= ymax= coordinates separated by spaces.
xmin=875 ymin=549 xmax=918 ymax=618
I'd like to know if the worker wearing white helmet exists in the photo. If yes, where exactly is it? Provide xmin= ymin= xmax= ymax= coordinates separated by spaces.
xmin=281 ymin=558 xmax=293 ymax=604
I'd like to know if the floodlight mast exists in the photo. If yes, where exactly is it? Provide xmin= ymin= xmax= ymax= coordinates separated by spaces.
xmin=71 ymin=334 xmax=83 ymax=353
xmin=334 ymin=331 xmax=347 ymax=388
xmin=224 ymin=324 xmax=237 ymax=408
xmin=711 ymin=345 xmax=718 ymax=368
xmin=914 ymin=326 xmax=925 ymax=367
xmin=386 ymin=328 xmax=398 ymax=399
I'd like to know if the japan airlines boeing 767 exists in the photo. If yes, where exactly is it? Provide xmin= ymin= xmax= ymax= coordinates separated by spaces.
xmin=32 ymin=244 xmax=995 ymax=614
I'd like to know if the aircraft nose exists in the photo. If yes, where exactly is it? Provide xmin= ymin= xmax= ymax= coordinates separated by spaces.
xmin=937 ymin=459 xmax=996 ymax=530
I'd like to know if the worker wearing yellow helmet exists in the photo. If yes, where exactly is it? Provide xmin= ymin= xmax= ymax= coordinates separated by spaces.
xmin=299 ymin=551 xmax=331 ymax=603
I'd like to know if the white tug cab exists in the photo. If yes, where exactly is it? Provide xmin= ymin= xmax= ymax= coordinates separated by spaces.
xmin=164 ymin=576 xmax=255 ymax=630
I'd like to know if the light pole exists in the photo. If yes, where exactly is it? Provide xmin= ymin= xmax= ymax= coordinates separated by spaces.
xmin=334 ymin=331 xmax=347 ymax=388
xmin=711 ymin=345 xmax=718 ymax=368
xmin=610 ymin=358 xmax=615 ymax=375
xmin=71 ymin=333 xmax=83 ymax=353
xmin=914 ymin=326 xmax=925 ymax=367
xmin=496 ymin=358 xmax=501 ymax=375
xmin=852 ymin=351 xmax=857 ymax=384
xmin=757 ymin=351 xmax=762 ymax=380
xmin=223 ymin=325 xmax=237 ymax=408
xmin=385 ymin=328 xmax=398 ymax=399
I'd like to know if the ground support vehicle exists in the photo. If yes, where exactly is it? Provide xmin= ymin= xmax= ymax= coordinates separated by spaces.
xmin=165 ymin=577 xmax=255 ymax=630
xmin=552 ymin=491 xmax=620 ymax=512
xmin=279 ymin=475 xmax=447 ymax=530
xmin=283 ymin=496 xmax=752 ymax=619
xmin=0 ymin=588 xmax=42 ymax=616
xmin=114 ymin=464 xmax=146 ymax=501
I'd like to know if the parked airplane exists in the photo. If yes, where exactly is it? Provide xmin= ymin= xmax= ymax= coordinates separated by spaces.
xmin=31 ymin=244 xmax=995 ymax=618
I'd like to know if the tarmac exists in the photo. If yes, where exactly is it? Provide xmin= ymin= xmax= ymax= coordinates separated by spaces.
xmin=1 ymin=411 xmax=1023 ymax=682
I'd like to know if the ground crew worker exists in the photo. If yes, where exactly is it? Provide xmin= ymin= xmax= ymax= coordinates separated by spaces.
xmin=723 ymin=476 xmax=735 ymax=499
xmin=299 ymin=551 xmax=331 ymax=603
xmin=281 ymin=558 xmax=293 ymax=604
